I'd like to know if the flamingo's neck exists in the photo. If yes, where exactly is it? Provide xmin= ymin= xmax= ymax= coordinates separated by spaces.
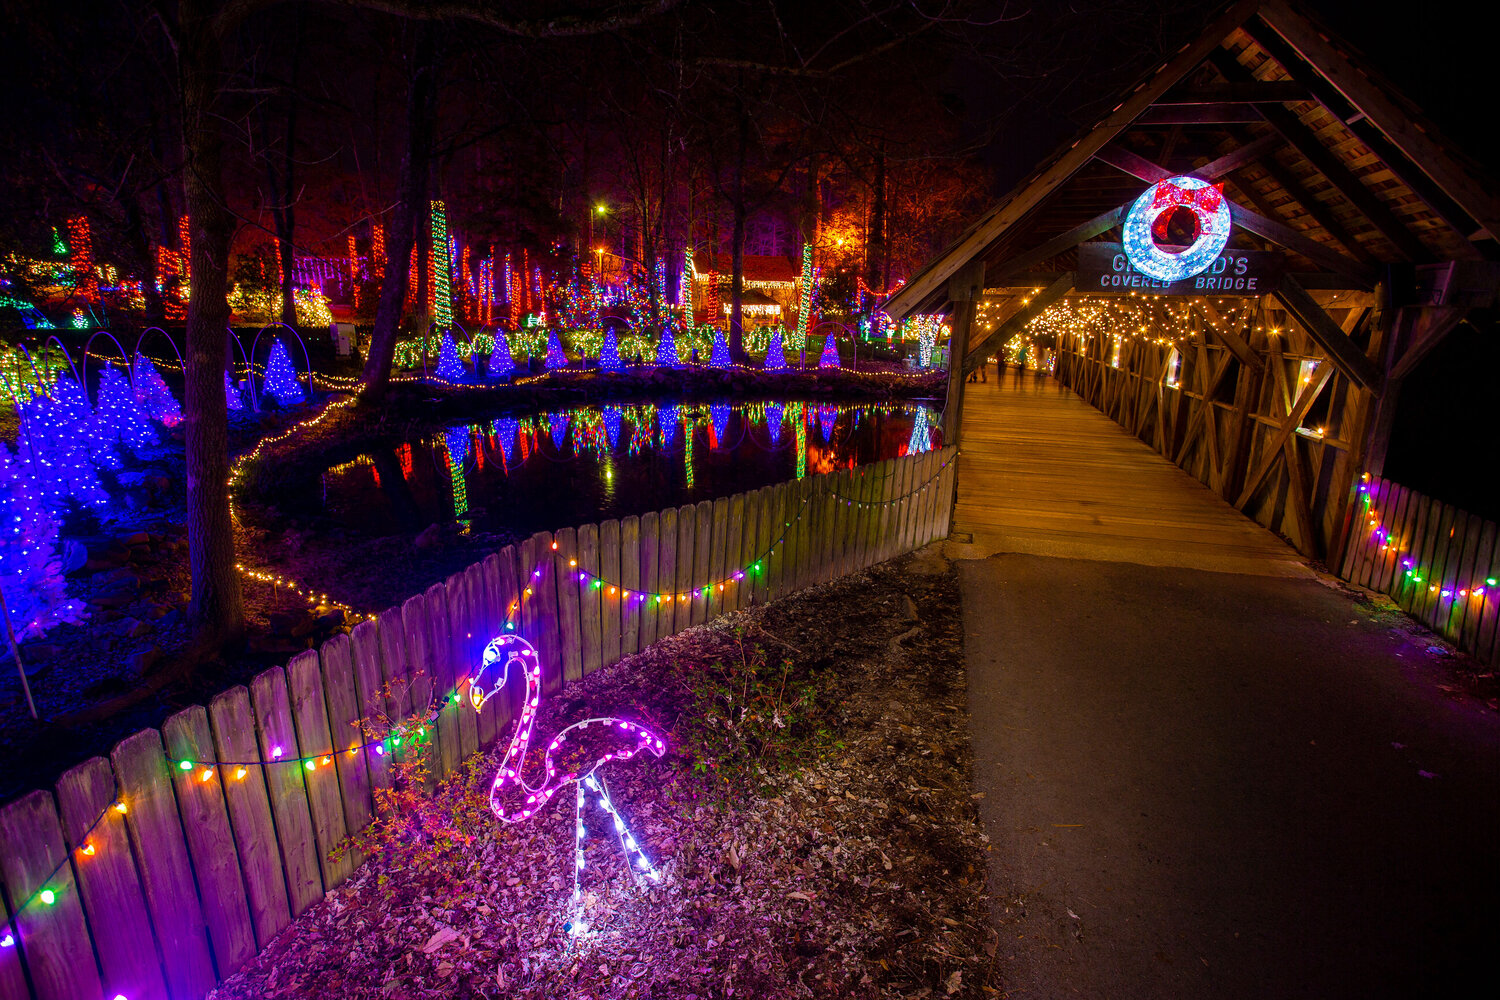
xmin=494 ymin=654 xmax=544 ymax=803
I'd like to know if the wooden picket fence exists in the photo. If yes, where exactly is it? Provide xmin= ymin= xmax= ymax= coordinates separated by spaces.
xmin=1336 ymin=475 xmax=1500 ymax=667
xmin=0 ymin=445 xmax=956 ymax=1000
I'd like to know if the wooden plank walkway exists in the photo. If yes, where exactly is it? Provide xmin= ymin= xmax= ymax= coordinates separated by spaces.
xmin=951 ymin=368 xmax=1313 ymax=577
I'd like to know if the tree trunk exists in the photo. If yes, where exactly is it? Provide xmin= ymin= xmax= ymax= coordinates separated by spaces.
xmin=179 ymin=0 xmax=243 ymax=637
xmin=729 ymin=100 xmax=749 ymax=362
xmin=362 ymin=23 xmax=438 ymax=400
xmin=867 ymin=147 xmax=886 ymax=291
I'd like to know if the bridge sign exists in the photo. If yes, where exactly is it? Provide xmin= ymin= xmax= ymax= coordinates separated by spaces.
xmin=1077 ymin=242 xmax=1284 ymax=296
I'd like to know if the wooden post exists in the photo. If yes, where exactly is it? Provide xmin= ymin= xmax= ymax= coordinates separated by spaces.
xmin=942 ymin=260 xmax=985 ymax=448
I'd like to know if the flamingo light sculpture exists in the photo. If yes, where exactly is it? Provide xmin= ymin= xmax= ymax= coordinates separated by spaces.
xmin=469 ymin=633 xmax=666 ymax=933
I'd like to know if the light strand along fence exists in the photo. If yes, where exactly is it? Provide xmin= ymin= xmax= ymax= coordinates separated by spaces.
xmin=1336 ymin=475 xmax=1500 ymax=667
xmin=0 ymin=445 xmax=956 ymax=1000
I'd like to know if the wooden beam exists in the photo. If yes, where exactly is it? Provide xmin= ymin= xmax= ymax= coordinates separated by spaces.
xmin=1199 ymin=300 xmax=1265 ymax=371
xmin=1196 ymin=132 xmax=1283 ymax=178
xmin=1232 ymin=201 xmax=1376 ymax=286
xmin=1275 ymin=274 xmax=1383 ymax=391
xmin=992 ymin=206 xmax=1127 ymax=279
xmin=1138 ymin=104 xmax=1266 ymax=125
xmin=1157 ymin=80 xmax=1311 ymax=104
xmin=963 ymin=272 xmax=1074 ymax=372
xmin=1241 ymin=21 xmax=1486 ymax=253
xmin=1255 ymin=154 xmax=1376 ymax=263
xmin=1209 ymin=50 xmax=1430 ymax=261
xmin=882 ymin=0 xmax=1265 ymax=319
xmin=1235 ymin=361 xmax=1334 ymax=508
xmin=1256 ymin=1 xmax=1500 ymax=242
xmin=942 ymin=261 xmax=986 ymax=448
xmin=1095 ymin=144 xmax=1169 ymax=183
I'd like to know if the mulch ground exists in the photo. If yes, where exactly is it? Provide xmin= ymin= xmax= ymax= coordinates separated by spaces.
xmin=208 ymin=547 xmax=1002 ymax=999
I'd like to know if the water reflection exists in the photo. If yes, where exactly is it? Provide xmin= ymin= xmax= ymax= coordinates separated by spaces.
xmin=315 ymin=398 xmax=939 ymax=538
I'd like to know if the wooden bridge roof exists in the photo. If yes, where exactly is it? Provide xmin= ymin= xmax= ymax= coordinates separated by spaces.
xmin=884 ymin=0 xmax=1500 ymax=318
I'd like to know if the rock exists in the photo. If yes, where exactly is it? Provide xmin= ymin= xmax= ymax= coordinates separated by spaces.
xmin=316 ymin=609 xmax=346 ymax=631
xmin=122 ymin=531 xmax=151 ymax=546
xmin=414 ymin=524 xmax=443 ymax=550
xmin=61 ymin=540 xmax=88 ymax=574
xmin=268 ymin=611 xmax=301 ymax=635
xmin=290 ymin=615 xmax=320 ymax=639
xmin=20 ymin=644 xmax=61 ymax=664
xmin=147 ymin=604 xmax=172 ymax=620
xmin=124 ymin=618 xmax=152 ymax=639
xmin=102 ymin=569 xmax=140 ymax=588
xmin=91 ymin=593 xmax=136 ymax=609
xmin=127 ymin=646 xmax=163 ymax=676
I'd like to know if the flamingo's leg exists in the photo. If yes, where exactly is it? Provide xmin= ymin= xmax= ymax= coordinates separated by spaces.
xmin=566 ymin=781 xmax=588 ymax=937
xmin=584 ymin=773 xmax=661 ymax=883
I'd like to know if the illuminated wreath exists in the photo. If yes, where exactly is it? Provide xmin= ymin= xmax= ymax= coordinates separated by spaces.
xmin=1121 ymin=176 xmax=1232 ymax=282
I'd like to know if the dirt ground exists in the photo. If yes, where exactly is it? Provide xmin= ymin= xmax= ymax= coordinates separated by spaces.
xmin=208 ymin=548 xmax=1001 ymax=1000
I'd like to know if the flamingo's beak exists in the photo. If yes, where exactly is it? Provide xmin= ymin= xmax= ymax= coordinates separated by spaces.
xmin=469 ymin=652 xmax=514 ymax=712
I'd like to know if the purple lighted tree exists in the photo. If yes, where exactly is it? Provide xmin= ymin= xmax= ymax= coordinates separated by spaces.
xmin=818 ymin=334 xmax=841 ymax=369
xmin=545 ymin=329 xmax=568 ymax=370
xmin=16 ymin=392 xmax=108 ymax=510
xmin=53 ymin=375 xmax=118 ymax=470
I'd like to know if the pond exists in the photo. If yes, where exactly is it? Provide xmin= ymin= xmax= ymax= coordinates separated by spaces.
xmin=308 ymin=398 xmax=943 ymax=539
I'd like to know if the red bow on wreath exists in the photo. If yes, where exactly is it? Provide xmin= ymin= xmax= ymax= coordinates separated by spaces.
xmin=1150 ymin=180 xmax=1224 ymax=214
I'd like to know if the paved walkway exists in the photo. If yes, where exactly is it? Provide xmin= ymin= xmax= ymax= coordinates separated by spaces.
xmin=953 ymin=372 xmax=1500 ymax=998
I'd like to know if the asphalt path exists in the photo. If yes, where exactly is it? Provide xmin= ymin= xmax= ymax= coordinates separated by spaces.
xmin=961 ymin=553 xmax=1500 ymax=999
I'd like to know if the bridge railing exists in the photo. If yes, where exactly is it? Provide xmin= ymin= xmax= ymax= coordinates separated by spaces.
xmin=1336 ymin=476 xmax=1500 ymax=667
xmin=0 ymin=446 xmax=955 ymax=1000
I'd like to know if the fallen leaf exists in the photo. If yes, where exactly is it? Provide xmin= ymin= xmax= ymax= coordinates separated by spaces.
xmin=945 ymin=969 xmax=963 ymax=994
xmin=421 ymin=927 xmax=460 ymax=954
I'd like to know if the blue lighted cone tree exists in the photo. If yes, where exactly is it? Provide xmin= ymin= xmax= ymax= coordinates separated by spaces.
xmin=263 ymin=340 xmax=305 ymax=406
xmin=545 ymin=329 xmax=568 ymax=370
xmin=655 ymin=320 xmax=683 ymax=368
xmin=0 ymin=443 xmax=86 ymax=647
xmin=96 ymin=364 xmax=158 ymax=452
xmin=708 ymin=327 xmax=732 ymax=368
xmin=133 ymin=356 xmax=182 ymax=426
xmin=908 ymin=406 xmax=932 ymax=455
xmin=598 ymin=326 xmax=623 ymax=372
xmin=818 ymin=334 xmax=840 ymax=369
xmin=435 ymin=330 xmax=466 ymax=382
xmin=16 ymin=393 xmax=109 ymax=511
xmin=53 ymin=376 xmax=118 ymax=470
xmin=764 ymin=402 xmax=784 ymax=446
xmin=487 ymin=330 xmax=516 ymax=379
xmin=224 ymin=370 xmax=244 ymax=411
xmin=496 ymin=416 xmax=519 ymax=463
xmin=762 ymin=327 xmax=788 ymax=371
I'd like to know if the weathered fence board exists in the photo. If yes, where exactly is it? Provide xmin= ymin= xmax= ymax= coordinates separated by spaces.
xmin=750 ymin=486 xmax=773 ymax=606
xmin=555 ymin=527 xmax=584 ymax=683
xmin=347 ymin=619 xmax=393 ymax=798
xmin=246 ymin=668 xmax=322 ymax=917
xmin=675 ymin=503 xmax=698 ymax=634
xmin=445 ymin=573 xmax=481 ymax=758
xmin=110 ymin=728 xmax=217 ymax=998
xmin=692 ymin=500 xmax=713 ymax=626
xmin=161 ymin=706 xmax=257 ymax=978
xmin=600 ymin=518 xmax=623 ymax=667
xmin=286 ymin=651 xmax=354 ymax=889
xmin=206 ymin=687 xmax=292 ymax=949
xmin=656 ymin=506 xmax=677 ymax=639
xmin=724 ymin=494 xmax=746 ymax=613
xmin=621 ymin=516 xmax=643 ymax=654
xmin=578 ymin=522 xmax=603 ymax=675
xmin=639 ymin=512 xmax=661 ymax=647
xmin=709 ymin=496 xmax=731 ymax=618
xmin=317 ymin=636 xmax=372 ymax=865
xmin=55 ymin=756 xmax=168 ymax=1000
xmin=0 ymin=790 xmax=102 ymax=1000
